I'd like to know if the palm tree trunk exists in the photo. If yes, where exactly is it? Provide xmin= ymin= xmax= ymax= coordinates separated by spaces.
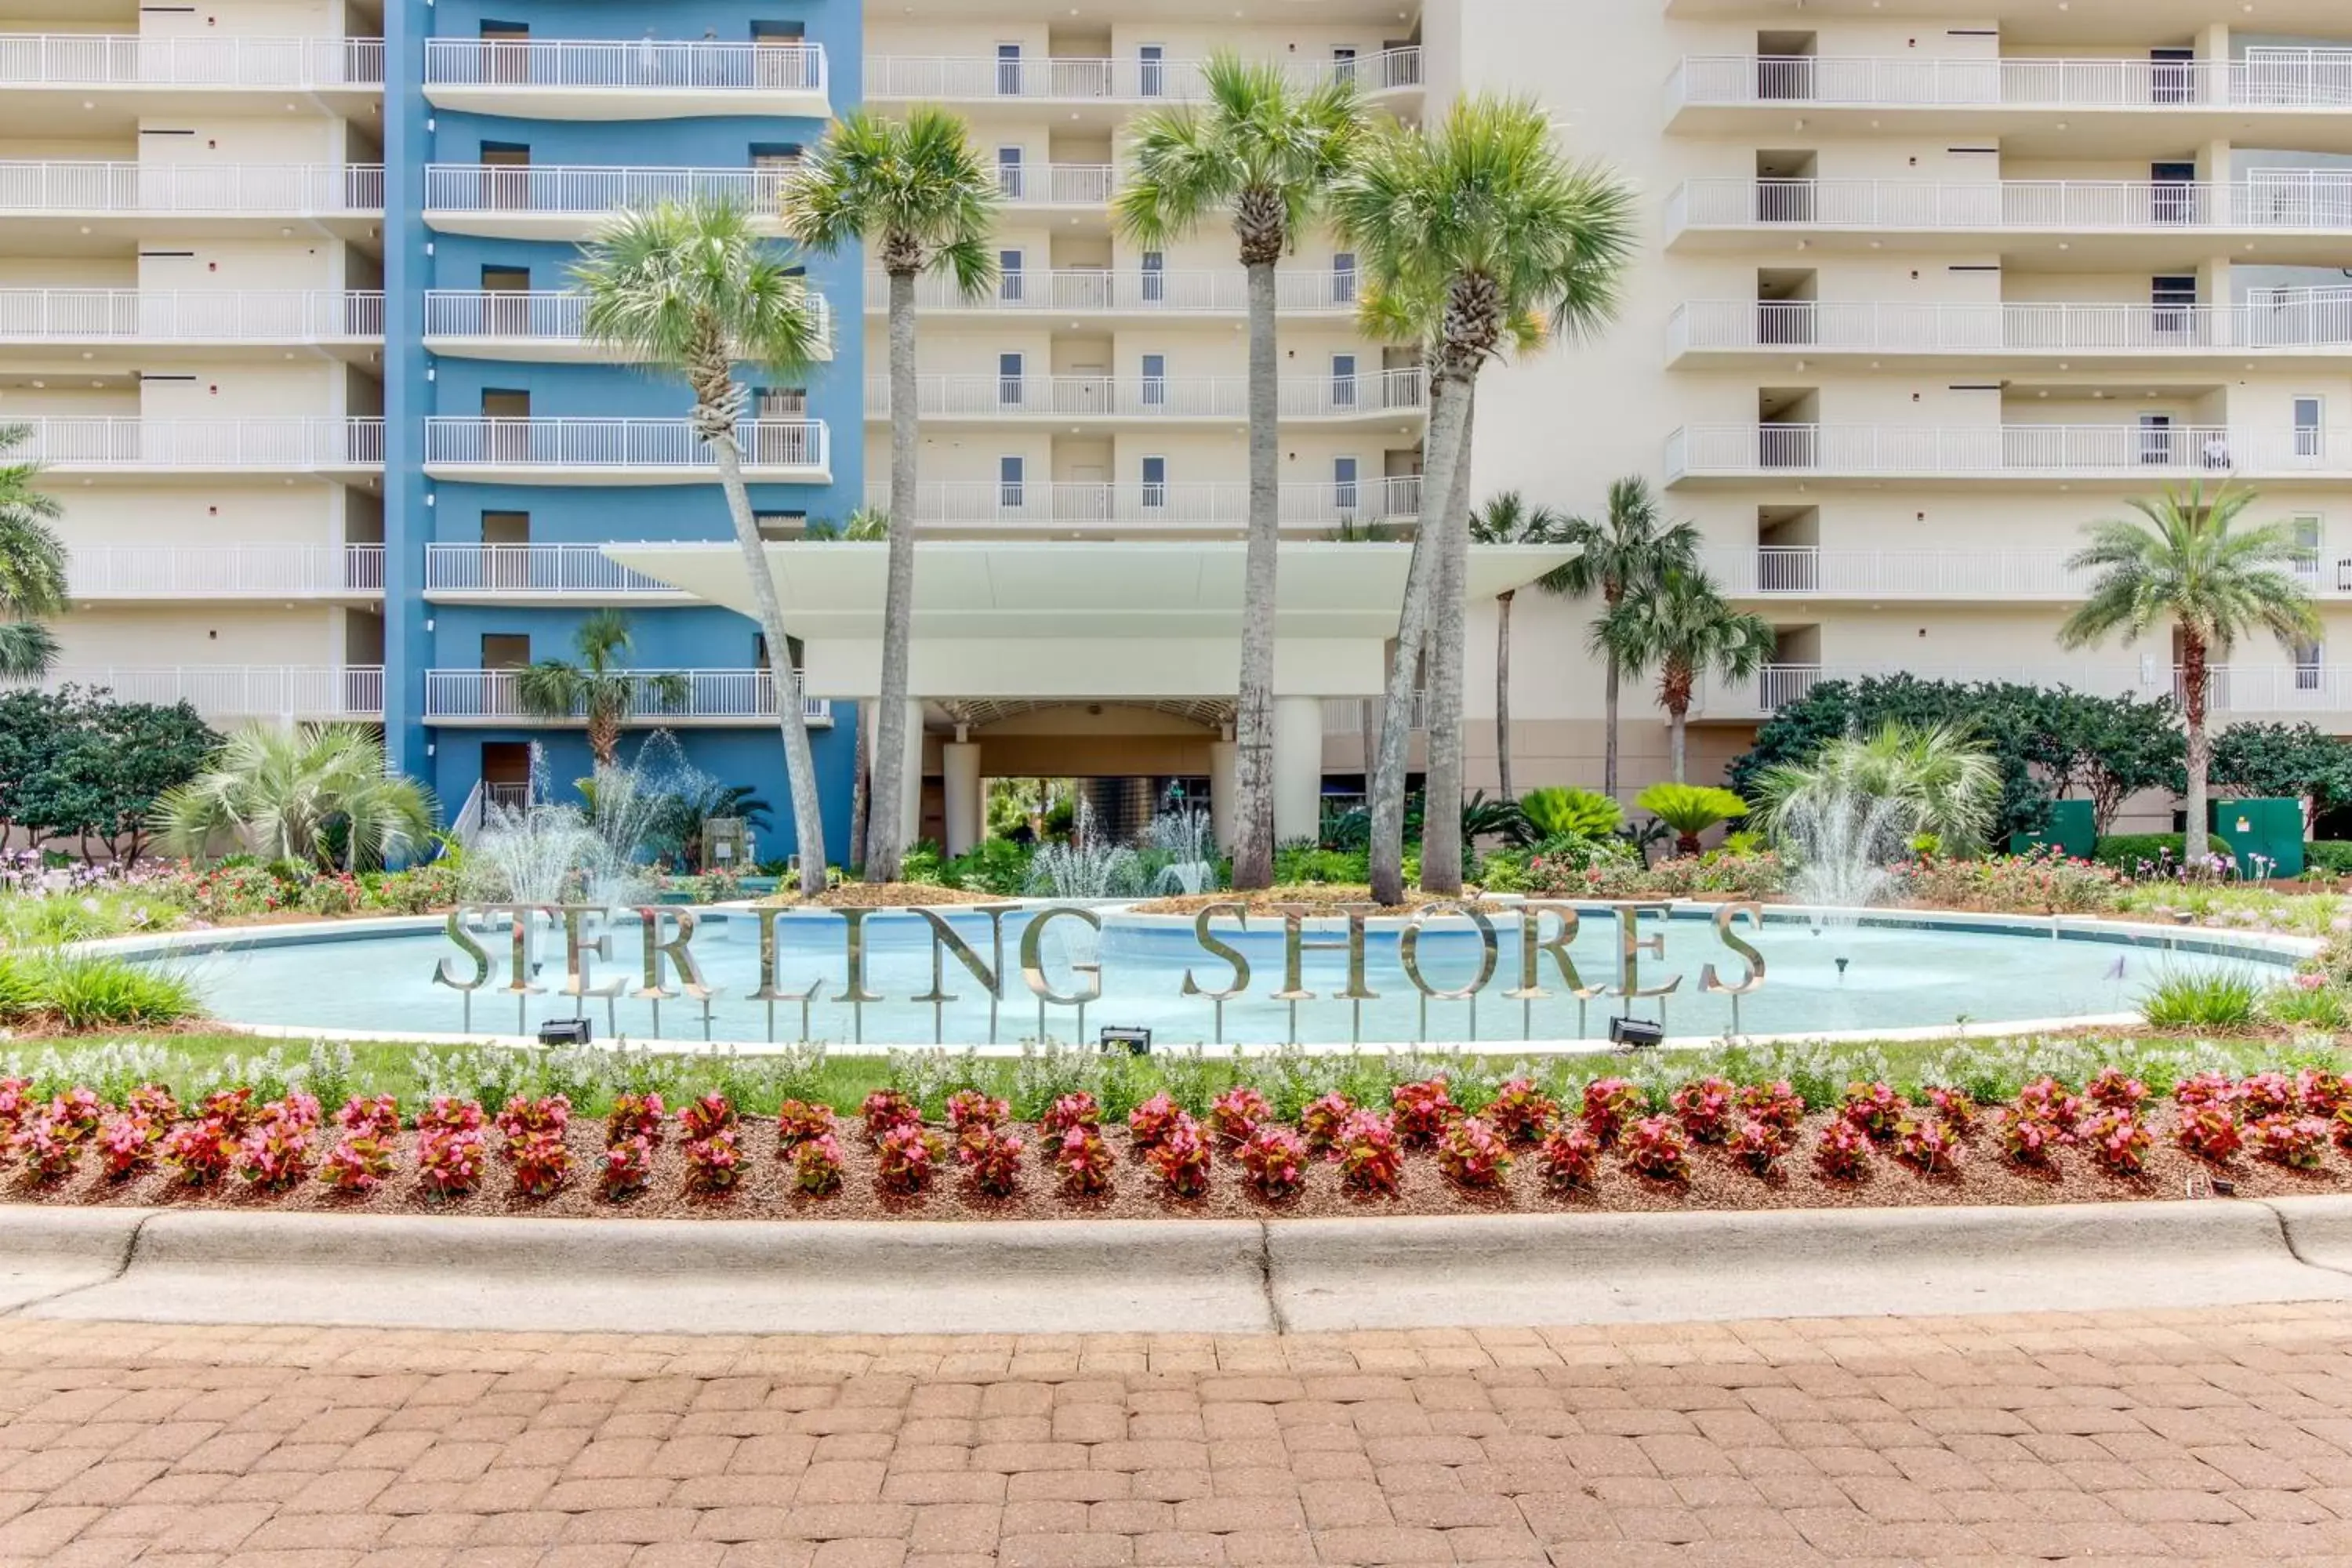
xmin=708 ymin=433 xmax=828 ymax=895
xmin=1494 ymin=590 xmax=1515 ymax=802
xmin=2182 ymin=628 xmax=2210 ymax=866
xmin=848 ymin=702 xmax=871 ymax=872
xmin=866 ymin=267 xmax=921 ymax=884
xmin=1601 ymin=586 xmax=1622 ymax=800
xmin=1669 ymin=704 xmax=1688 ymax=786
xmin=1228 ymin=258 xmax=1282 ymax=889
xmin=1419 ymin=383 xmax=1479 ymax=896
xmin=1369 ymin=371 xmax=1468 ymax=906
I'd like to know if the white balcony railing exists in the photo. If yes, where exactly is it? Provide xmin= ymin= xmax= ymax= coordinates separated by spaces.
xmin=423 ymin=417 xmax=827 ymax=472
xmin=1707 ymin=661 xmax=2352 ymax=717
xmin=424 ymin=543 xmax=683 ymax=597
xmin=1667 ymin=424 xmax=2352 ymax=481
xmin=423 ymin=163 xmax=796 ymax=217
xmin=1717 ymin=545 xmax=2351 ymax=600
xmin=867 ymin=267 xmax=1364 ymax=314
xmin=70 ymin=544 xmax=383 ymax=598
xmin=989 ymin=163 xmax=1117 ymax=207
xmin=866 ymin=369 xmax=1425 ymax=421
xmin=866 ymin=47 xmax=1419 ymax=102
xmin=1671 ymin=173 xmax=2352 ymax=234
xmin=424 ymin=668 xmax=829 ymax=725
xmin=0 ymin=289 xmax=383 ymax=343
xmin=7 ymin=417 xmax=383 ymax=470
xmin=0 ymin=34 xmax=384 ymax=88
xmin=1670 ymin=289 xmax=2352 ymax=357
xmin=872 ymin=475 xmax=1424 ymax=528
xmin=24 ymin=665 xmax=383 ymax=718
xmin=1671 ymin=49 xmax=2352 ymax=113
xmin=421 ymin=288 xmax=828 ymax=353
xmin=424 ymin=38 xmax=824 ymax=93
xmin=0 ymin=162 xmax=383 ymax=215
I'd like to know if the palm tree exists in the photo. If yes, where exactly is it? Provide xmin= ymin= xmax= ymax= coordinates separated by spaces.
xmin=0 ymin=424 xmax=69 ymax=677
xmin=1635 ymin=782 xmax=1750 ymax=856
xmin=2060 ymin=481 xmax=2320 ymax=858
xmin=511 ymin=611 xmax=689 ymax=770
xmin=1468 ymin=491 xmax=1573 ymax=800
xmin=1115 ymin=55 xmax=1363 ymax=891
xmin=1595 ymin=565 xmax=1771 ymax=786
xmin=1558 ymin=477 xmax=1701 ymax=800
xmin=154 ymin=722 xmax=435 ymax=870
xmin=569 ymin=197 xmax=833 ymax=894
xmin=1330 ymin=94 xmax=1636 ymax=902
xmin=787 ymin=108 xmax=997 ymax=884
xmin=1756 ymin=721 xmax=2002 ymax=857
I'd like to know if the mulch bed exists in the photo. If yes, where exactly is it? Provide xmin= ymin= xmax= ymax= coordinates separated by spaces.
xmin=6 ymin=1109 xmax=2346 ymax=1224
xmin=1134 ymin=888 xmax=1506 ymax=916
xmin=768 ymin=882 xmax=1008 ymax=909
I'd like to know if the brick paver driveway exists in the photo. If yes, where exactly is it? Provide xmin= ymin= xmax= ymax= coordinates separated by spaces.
xmin=5 ymin=1305 xmax=2352 ymax=1566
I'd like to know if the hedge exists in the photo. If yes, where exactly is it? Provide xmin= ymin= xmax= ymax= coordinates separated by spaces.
xmin=2090 ymin=833 xmax=2235 ymax=869
xmin=2308 ymin=840 xmax=2352 ymax=877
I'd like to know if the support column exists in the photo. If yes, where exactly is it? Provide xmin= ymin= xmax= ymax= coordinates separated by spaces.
xmin=1271 ymin=697 xmax=1323 ymax=847
xmin=898 ymin=699 xmax=924 ymax=850
xmin=1208 ymin=731 xmax=1238 ymax=851
xmin=942 ymin=730 xmax=982 ymax=858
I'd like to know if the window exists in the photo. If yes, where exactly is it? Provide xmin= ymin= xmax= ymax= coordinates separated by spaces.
xmin=754 ymin=512 xmax=808 ymax=539
xmin=997 ymin=352 xmax=1025 ymax=407
xmin=2151 ymin=274 xmax=2196 ymax=337
xmin=481 ymin=633 xmax=531 ymax=672
xmin=2151 ymin=161 xmax=2197 ymax=223
xmin=1141 ymin=455 xmax=1167 ymax=508
xmin=2293 ymin=514 xmax=2324 ymax=584
xmin=1332 ymin=46 xmax=1358 ymax=85
xmin=1332 ymin=252 xmax=1358 ymax=305
xmin=999 ymin=455 xmax=1025 ymax=507
xmin=1140 ymin=250 xmax=1164 ymax=303
xmin=2296 ymin=395 xmax=2325 ymax=459
xmin=1334 ymin=456 xmax=1359 ymax=513
xmin=996 ymin=145 xmax=1023 ymax=200
xmin=2298 ymin=639 xmax=2325 ymax=692
xmin=1330 ymin=352 xmax=1358 ymax=409
xmin=754 ymin=386 xmax=805 ymax=418
xmin=1140 ymin=353 xmax=1167 ymax=407
xmin=998 ymin=248 xmax=1024 ymax=303
xmin=1138 ymin=43 xmax=1165 ymax=96
xmin=2137 ymin=412 xmax=2174 ymax=465
xmin=2150 ymin=48 xmax=2195 ymax=106
xmin=753 ymin=633 xmax=805 ymax=671
xmin=996 ymin=43 xmax=1022 ymax=96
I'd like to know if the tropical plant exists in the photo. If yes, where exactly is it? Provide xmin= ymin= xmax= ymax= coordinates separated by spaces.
xmin=1755 ymin=721 xmax=2002 ymax=858
xmin=510 ymin=612 xmax=687 ymax=770
xmin=154 ymin=723 xmax=436 ymax=871
xmin=1468 ymin=491 xmax=1574 ymax=800
xmin=569 ymin=197 xmax=832 ymax=893
xmin=2059 ymin=482 xmax=2320 ymax=862
xmin=1558 ymin=478 xmax=1701 ymax=800
xmin=1116 ymin=54 xmax=1364 ymax=890
xmin=1515 ymin=785 xmax=1621 ymax=842
xmin=789 ymin=107 xmax=998 ymax=884
xmin=652 ymin=781 xmax=772 ymax=873
xmin=1635 ymin=782 xmax=1750 ymax=855
xmin=1595 ymin=565 xmax=1772 ymax=783
xmin=0 ymin=424 xmax=67 ymax=678
xmin=1333 ymin=97 xmax=1635 ymax=902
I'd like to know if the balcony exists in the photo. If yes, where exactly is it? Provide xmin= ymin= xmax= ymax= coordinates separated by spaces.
xmin=423 ymin=164 xmax=795 ymax=241
xmin=1698 ymin=662 xmax=2352 ymax=720
xmin=21 ymin=666 xmax=383 ymax=720
xmin=69 ymin=544 xmax=383 ymax=602
xmin=0 ymin=163 xmax=383 ymax=235
xmin=424 ymin=668 xmax=831 ymax=727
xmin=1668 ymin=289 xmax=2352 ymax=368
xmin=1668 ymin=50 xmax=2352 ymax=151
xmin=1705 ymin=545 xmax=2350 ymax=602
xmin=869 ymin=476 xmax=1423 ymax=532
xmin=864 ymin=48 xmax=1420 ymax=113
xmin=864 ymin=369 xmax=1426 ymax=426
xmin=423 ymin=38 xmax=827 ymax=120
xmin=1666 ymin=174 xmax=2352 ymax=264
xmin=1666 ymin=424 xmax=2352 ymax=486
xmin=9 ymin=418 xmax=383 ymax=480
xmin=421 ymin=417 xmax=830 ymax=486
xmin=422 ymin=289 xmax=830 ymax=362
xmin=0 ymin=35 xmax=381 ymax=125
xmin=423 ymin=543 xmax=692 ymax=603
xmin=866 ymin=267 xmax=1363 ymax=318
xmin=0 ymin=289 xmax=382 ymax=361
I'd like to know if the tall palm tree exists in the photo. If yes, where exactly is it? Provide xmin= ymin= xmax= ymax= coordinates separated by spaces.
xmin=1595 ymin=565 xmax=1772 ymax=786
xmin=2060 ymin=481 xmax=2319 ymax=858
xmin=512 ymin=610 xmax=689 ymax=770
xmin=1330 ymin=94 xmax=1636 ymax=902
xmin=0 ymin=424 xmax=69 ymax=677
xmin=154 ymin=722 xmax=435 ymax=870
xmin=1468 ymin=491 xmax=1573 ymax=800
xmin=569 ymin=197 xmax=833 ymax=894
xmin=1115 ymin=55 xmax=1363 ymax=890
xmin=1558 ymin=477 xmax=1701 ymax=800
xmin=787 ymin=108 xmax=997 ymax=884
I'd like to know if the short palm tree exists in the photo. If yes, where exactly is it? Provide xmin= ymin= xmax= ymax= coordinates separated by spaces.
xmin=787 ymin=107 xmax=997 ymax=884
xmin=1595 ymin=566 xmax=1772 ymax=786
xmin=1116 ymin=55 xmax=1363 ymax=889
xmin=2060 ymin=481 xmax=2319 ymax=858
xmin=155 ymin=722 xmax=435 ymax=870
xmin=1468 ymin=491 xmax=1573 ymax=800
xmin=0 ymin=424 xmax=69 ymax=677
xmin=1635 ymin=782 xmax=1751 ymax=856
xmin=569 ymin=197 xmax=831 ymax=893
xmin=1330 ymin=93 xmax=1635 ymax=902
xmin=512 ymin=611 xmax=688 ymax=770
xmin=1756 ymin=721 xmax=2002 ymax=857
xmin=1559 ymin=477 xmax=1701 ymax=799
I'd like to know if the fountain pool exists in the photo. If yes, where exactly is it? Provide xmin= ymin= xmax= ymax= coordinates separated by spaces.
xmin=117 ymin=903 xmax=2306 ymax=1049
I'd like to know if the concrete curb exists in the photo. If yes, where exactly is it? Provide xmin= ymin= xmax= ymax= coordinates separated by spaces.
xmin=2 ymin=1198 xmax=2349 ymax=1334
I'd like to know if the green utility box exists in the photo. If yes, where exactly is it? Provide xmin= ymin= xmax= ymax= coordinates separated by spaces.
xmin=2209 ymin=797 xmax=2304 ymax=880
xmin=2009 ymin=798 xmax=2097 ymax=861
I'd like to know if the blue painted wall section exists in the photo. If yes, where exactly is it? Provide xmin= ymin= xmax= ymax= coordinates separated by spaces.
xmin=388 ymin=0 xmax=863 ymax=866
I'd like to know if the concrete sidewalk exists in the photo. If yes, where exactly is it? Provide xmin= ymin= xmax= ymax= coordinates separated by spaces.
xmin=6 ymin=1196 xmax=2352 ymax=1334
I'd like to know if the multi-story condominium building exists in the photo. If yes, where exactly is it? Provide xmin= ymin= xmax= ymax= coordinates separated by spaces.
xmin=27 ymin=0 xmax=2350 ymax=858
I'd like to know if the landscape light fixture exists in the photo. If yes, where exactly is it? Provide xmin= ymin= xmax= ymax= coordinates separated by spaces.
xmin=1100 ymin=1026 xmax=1152 ymax=1056
xmin=537 ymin=1018 xmax=592 ymax=1047
xmin=1608 ymin=1017 xmax=1664 ymax=1051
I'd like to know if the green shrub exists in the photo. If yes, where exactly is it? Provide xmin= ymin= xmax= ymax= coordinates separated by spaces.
xmin=1516 ymin=786 xmax=1622 ymax=842
xmin=2092 ymin=833 xmax=2236 ymax=873
xmin=2306 ymin=841 xmax=2352 ymax=877
xmin=0 ymin=887 xmax=180 ymax=944
xmin=1275 ymin=843 xmax=1370 ymax=884
xmin=0 ymin=951 xmax=204 ymax=1029
xmin=2140 ymin=966 xmax=2262 ymax=1030
xmin=942 ymin=838 xmax=1032 ymax=896
xmin=2263 ymin=978 xmax=2352 ymax=1031
xmin=899 ymin=840 xmax=946 ymax=884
